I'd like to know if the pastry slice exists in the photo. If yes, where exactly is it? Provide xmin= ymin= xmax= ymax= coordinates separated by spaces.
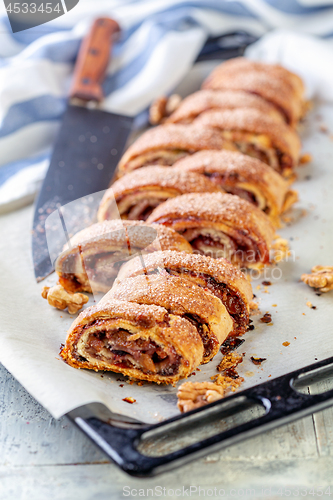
xmin=110 ymin=274 xmax=233 ymax=363
xmin=117 ymin=250 xmax=253 ymax=337
xmin=55 ymin=220 xmax=192 ymax=294
xmin=202 ymin=57 xmax=305 ymax=126
xmin=61 ymin=299 xmax=203 ymax=385
xmin=193 ymin=108 xmax=301 ymax=178
xmin=117 ymin=124 xmax=237 ymax=176
xmin=166 ymin=89 xmax=284 ymax=125
xmin=98 ymin=165 xmax=223 ymax=221
xmin=146 ymin=192 xmax=275 ymax=267
xmin=174 ymin=150 xmax=297 ymax=226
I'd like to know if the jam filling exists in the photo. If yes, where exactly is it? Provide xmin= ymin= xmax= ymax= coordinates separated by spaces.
xmin=83 ymin=328 xmax=181 ymax=376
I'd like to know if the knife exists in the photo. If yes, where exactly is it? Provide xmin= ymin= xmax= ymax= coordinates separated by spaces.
xmin=32 ymin=26 xmax=257 ymax=283
xmin=32 ymin=17 xmax=134 ymax=282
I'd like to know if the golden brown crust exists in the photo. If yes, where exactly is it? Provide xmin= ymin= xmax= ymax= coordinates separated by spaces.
xmin=202 ymin=57 xmax=305 ymax=126
xmin=173 ymin=150 xmax=291 ymax=225
xmin=61 ymin=299 xmax=203 ymax=384
xmin=98 ymin=165 xmax=223 ymax=221
xmin=109 ymin=274 xmax=233 ymax=363
xmin=117 ymin=124 xmax=237 ymax=176
xmin=166 ymin=89 xmax=284 ymax=125
xmin=56 ymin=220 xmax=192 ymax=294
xmin=146 ymin=192 xmax=275 ymax=266
xmin=116 ymin=250 xmax=253 ymax=337
xmin=193 ymin=109 xmax=301 ymax=174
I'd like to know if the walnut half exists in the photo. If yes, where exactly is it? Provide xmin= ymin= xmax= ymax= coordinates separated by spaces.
xmin=301 ymin=266 xmax=333 ymax=293
xmin=42 ymin=285 xmax=89 ymax=314
xmin=177 ymin=381 xmax=225 ymax=413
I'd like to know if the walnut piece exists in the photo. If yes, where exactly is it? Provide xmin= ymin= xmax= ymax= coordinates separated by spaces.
xmin=301 ymin=266 xmax=333 ymax=293
xmin=282 ymin=189 xmax=298 ymax=213
xmin=177 ymin=371 xmax=244 ymax=413
xmin=177 ymin=381 xmax=225 ymax=413
xmin=272 ymin=237 xmax=290 ymax=263
xmin=149 ymin=94 xmax=182 ymax=125
xmin=41 ymin=285 xmax=89 ymax=314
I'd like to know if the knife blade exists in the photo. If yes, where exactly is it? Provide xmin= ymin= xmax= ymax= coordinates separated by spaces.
xmin=32 ymin=17 xmax=134 ymax=282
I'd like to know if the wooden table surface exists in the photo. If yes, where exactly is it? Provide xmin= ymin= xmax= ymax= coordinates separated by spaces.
xmin=1 ymin=362 xmax=332 ymax=500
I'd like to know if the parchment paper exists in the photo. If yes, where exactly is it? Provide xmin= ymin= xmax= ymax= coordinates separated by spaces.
xmin=1 ymin=94 xmax=333 ymax=423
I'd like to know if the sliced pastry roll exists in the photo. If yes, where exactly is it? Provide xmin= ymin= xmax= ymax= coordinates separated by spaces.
xmin=110 ymin=274 xmax=233 ymax=363
xmin=193 ymin=108 xmax=301 ymax=178
xmin=202 ymin=57 xmax=305 ymax=126
xmin=98 ymin=165 xmax=223 ymax=222
xmin=166 ymin=89 xmax=284 ymax=125
xmin=55 ymin=220 xmax=192 ymax=294
xmin=117 ymin=250 xmax=253 ymax=337
xmin=174 ymin=150 xmax=297 ymax=226
xmin=61 ymin=299 xmax=203 ymax=385
xmin=117 ymin=124 xmax=237 ymax=176
xmin=146 ymin=192 xmax=275 ymax=267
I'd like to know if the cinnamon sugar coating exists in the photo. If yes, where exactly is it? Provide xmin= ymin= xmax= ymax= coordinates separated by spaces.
xmin=146 ymin=192 xmax=275 ymax=266
xmin=174 ymin=150 xmax=292 ymax=225
xmin=56 ymin=220 xmax=192 ymax=294
xmin=166 ymin=89 xmax=284 ymax=125
xmin=194 ymin=108 xmax=301 ymax=171
xmin=109 ymin=273 xmax=233 ymax=363
xmin=117 ymin=124 xmax=237 ymax=176
xmin=116 ymin=250 xmax=253 ymax=337
xmin=98 ymin=165 xmax=223 ymax=221
xmin=61 ymin=299 xmax=204 ymax=384
xmin=202 ymin=57 xmax=305 ymax=126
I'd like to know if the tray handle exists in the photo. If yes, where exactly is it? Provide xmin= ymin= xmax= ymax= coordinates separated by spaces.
xmin=68 ymin=356 xmax=333 ymax=477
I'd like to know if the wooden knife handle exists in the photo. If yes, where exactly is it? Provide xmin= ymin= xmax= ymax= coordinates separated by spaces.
xmin=70 ymin=18 xmax=120 ymax=102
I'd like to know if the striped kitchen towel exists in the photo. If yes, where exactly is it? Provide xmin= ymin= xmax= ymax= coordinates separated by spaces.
xmin=1 ymin=0 xmax=333 ymax=213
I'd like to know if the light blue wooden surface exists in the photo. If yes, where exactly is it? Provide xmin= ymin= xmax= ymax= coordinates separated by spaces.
xmin=1 ymin=362 xmax=332 ymax=500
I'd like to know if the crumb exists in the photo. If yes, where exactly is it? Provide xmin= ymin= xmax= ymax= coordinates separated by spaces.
xmin=260 ymin=313 xmax=272 ymax=323
xmin=306 ymin=301 xmax=313 ymax=308
xmin=122 ymin=397 xmax=136 ymax=404
xmin=119 ymin=384 xmax=124 ymax=387
xmin=319 ymin=124 xmax=329 ymax=133
xmin=216 ymin=352 xmax=243 ymax=372
xmin=196 ymin=368 xmax=201 ymax=371
xmin=220 ymin=337 xmax=245 ymax=354
xmin=262 ymin=281 xmax=271 ymax=286
xmin=282 ymin=341 xmax=290 ymax=347
xmin=299 ymin=153 xmax=312 ymax=164
xmin=250 ymin=356 xmax=267 ymax=366
xmin=256 ymin=285 xmax=261 ymax=290
xmin=245 ymin=371 xmax=254 ymax=377
xmin=247 ymin=324 xmax=255 ymax=331
xmin=272 ymin=304 xmax=277 ymax=307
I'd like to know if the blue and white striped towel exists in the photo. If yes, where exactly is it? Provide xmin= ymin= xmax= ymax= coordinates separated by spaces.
xmin=1 ymin=0 xmax=333 ymax=213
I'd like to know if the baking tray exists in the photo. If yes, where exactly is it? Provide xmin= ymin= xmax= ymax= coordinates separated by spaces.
xmin=1 ymin=36 xmax=333 ymax=477
xmin=51 ymin=92 xmax=333 ymax=475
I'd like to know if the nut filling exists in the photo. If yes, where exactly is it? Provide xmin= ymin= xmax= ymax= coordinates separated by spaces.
xmin=77 ymin=326 xmax=181 ymax=376
xmin=160 ymin=268 xmax=248 ymax=336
